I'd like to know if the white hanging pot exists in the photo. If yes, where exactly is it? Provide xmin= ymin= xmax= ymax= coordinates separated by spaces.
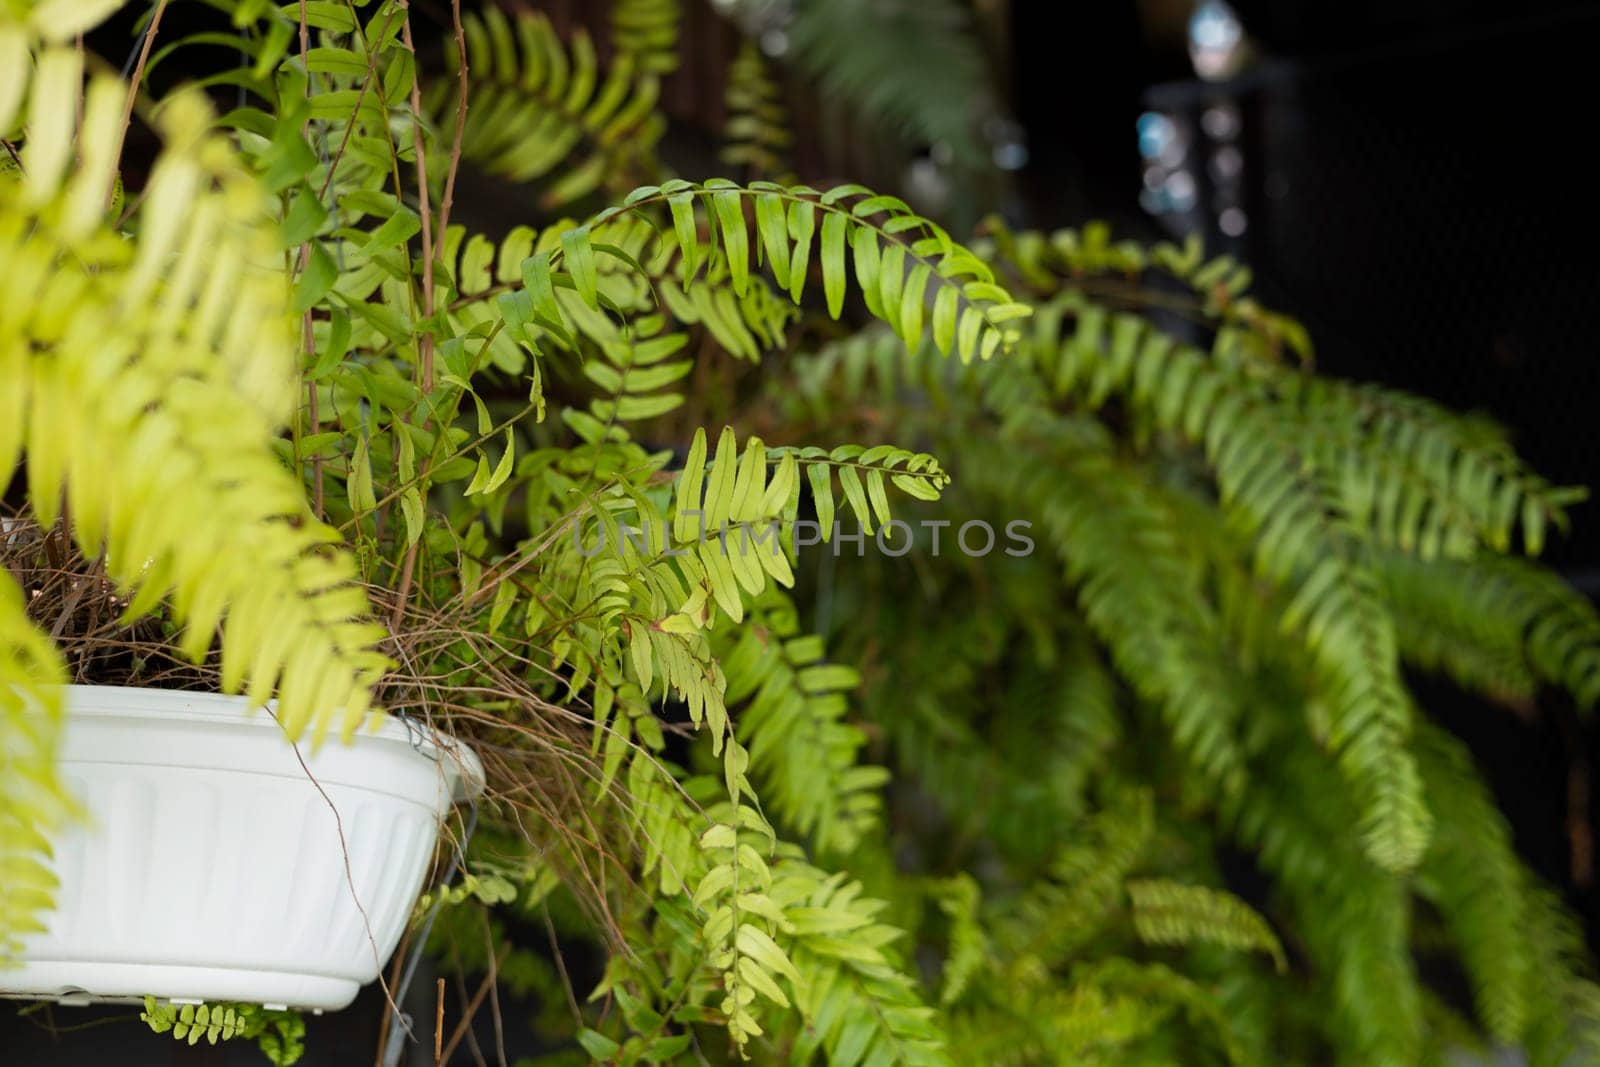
xmin=1 ymin=685 xmax=483 ymax=1011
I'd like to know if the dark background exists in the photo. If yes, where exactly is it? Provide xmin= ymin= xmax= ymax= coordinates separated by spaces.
xmin=8 ymin=0 xmax=1600 ymax=1061
xmin=1016 ymin=0 xmax=1600 ymax=945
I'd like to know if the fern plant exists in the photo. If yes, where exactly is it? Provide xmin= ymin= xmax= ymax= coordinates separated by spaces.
xmin=3 ymin=3 xmax=1599 ymax=1066
xmin=2 ymin=0 xmax=1014 ymax=1060
xmin=762 ymin=221 xmax=1600 ymax=1064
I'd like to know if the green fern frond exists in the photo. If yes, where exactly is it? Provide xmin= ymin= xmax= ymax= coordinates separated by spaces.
xmin=947 ymin=983 xmax=1155 ymax=1067
xmin=1 ymin=54 xmax=388 ymax=741
xmin=1383 ymin=552 xmax=1600 ymax=709
xmin=718 ymin=590 xmax=884 ymax=854
xmin=1410 ymin=724 xmax=1600 ymax=1062
xmin=1072 ymin=958 xmax=1253 ymax=1065
xmin=433 ymin=8 xmax=664 ymax=210
xmin=1043 ymin=303 xmax=1431 ymax=870
xmin=611 ymin=0 xmax=682 ymax=75
xmin=985 ymin=628 xmax=1124 ymax=855
xmin=625 ymin=753 xmax=705 ymax=900
xmin=950 ymin=958 xmax=1251 ymax=1066
xmin=1412 ymin=725 xmax=1535 ymax=1044
xmin=994 ymin=791 xmax=1154 ymax=967
xmin=696 ymin=802 xmax=798 ymax=1049
xmin=140 ymin=996 xmax=305 ymax=1063
xmin=1518 ymin=877 xmax=1600 ymax=1066
xmin=773 ymin=856 xmax=953 ymax=1066
xmin=1287 ymin=375 xmax=1581 ymax=558
xmin=0 ymin=574 xmax=72 ymax=961
xmin=996 ymin=441 xmax=1252 ymax=794
xmin=1379 ymin=551 xmax=1538 ymax=705
xmin=788 ymin=0 xmax=1000 ymax=168
xmin=439 ymin=211 xmax=798 ymax=396
xmin=1125 ymin=879 xmax=1286 ymax=973
xmin=624 ymin=425 xmax=947 ymax=633
xmin=1222 ymin=731 xmax=1424 ymax=1065
xmin=521 ymin=181 xmax=1028 ymax=364
xmin=931 ymin=873 xmax=991 ymax=1007
xmin=722 ymin=41 xmax=793 ymax=180
xmin=986 ymin=219 xmax=1310 ymax=365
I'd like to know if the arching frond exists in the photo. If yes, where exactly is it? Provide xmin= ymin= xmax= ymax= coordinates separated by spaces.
xmin=992 ymin=440 xmax=1252 ymax=795
xmin=1382 ymin=552 xmax=1600 ymax=708
xmin=774 ymin=855 xmax=954 ymax=1066
xmin=788 ymin=0 xmax=1000 ymax=168
xmin=1221 ymin=730 xmax=1423 ymax=1066
xmin=1126 ymin=879 xmax=1286 ymax=972
xmin=2 ymin=55 xmax=388 ymax=733
xmin=722 ymin=41 xmax=793 ymax=181
xmin=1038 ymin=302 xmax=1431 ymax=871
xmin=0 ymin=574 xmax=71 ymax=961
xmin=518 ymin=180 xmax=1029 ymax=365
xmin=611 ymin=0 xmax=682 ymax=76
xmin=718 ymin=590 xmax=884 ymax=855
xmin=432 ymin=8 xmax=664 ymax=210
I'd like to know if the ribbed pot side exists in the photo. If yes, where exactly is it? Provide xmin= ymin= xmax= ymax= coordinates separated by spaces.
xmin=1 ymin=686 xmax=482 ymax=1011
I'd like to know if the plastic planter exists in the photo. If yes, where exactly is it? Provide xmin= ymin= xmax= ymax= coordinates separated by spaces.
xmin=1 ymin=685 xmax=481 ymax=1011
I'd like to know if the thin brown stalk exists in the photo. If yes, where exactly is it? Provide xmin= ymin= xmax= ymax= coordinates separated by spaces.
xmin=483 ymin=913 xmax=508 ymax=1067
xmin=109 ymin=0 xmax=170 ymax=207
xmin=435 ymin=0 xmax=469 ymax=243
xmin=296 ymin=1 xmax=324 ymax=519
xmin=390 ymin=539 xmax=419 ymax=634
xmin=385 ymin=0 xmax=447 ymax=634
xmin=398 ymin=4 xmax=436 ymax=393
xmin=372 ymin=925 xmax=413 ymax=1067
xmin=434 ymin=976 xmax=445 ymax=1066
xmin=316 ymin=1 xmax=404 ymax=202
xmin=305 ymin=322 xmax=324 ymax=518
xmin=448 ymin=954 xmax=489 ymax=1067
xmin=439 ymin=943 xmax=509 ymax=1066
xmin=542 ymin=899 xmax=584 ymax=1030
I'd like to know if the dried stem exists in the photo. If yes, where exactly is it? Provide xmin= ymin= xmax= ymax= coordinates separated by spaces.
xmin=435 ymin=0 xmax=469 ymax=243
xmin=109 ymin=0 xmax=170 ymax=206
xmin=439 ymin=942 xmax=510 ymax=1066
xmin=295 ymin=1 xmax=324 ymax=519
xmin=483 ymin=913 xmax=508 ymax=1067
xmin=398 ymin=4 xmax=436 ymax=393
xmin=434 ymin=976 xmax=445 ymax=1066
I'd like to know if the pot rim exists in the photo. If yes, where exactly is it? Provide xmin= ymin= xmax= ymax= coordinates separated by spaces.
xmin=55 ymin=683 xmax=485 ymax=804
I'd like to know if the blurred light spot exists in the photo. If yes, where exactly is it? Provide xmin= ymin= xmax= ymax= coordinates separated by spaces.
xmin=1191 ymin=2 xmax=1241 ymax=52
xmin=983 ymin=118 xmax=1028 ymax=170
xmin=1210 ymin=145 xmax=1243 ymax=181
xmin=760 ymin=28 xmax=789 ymax=56
xmin=1219 ymin=207 xmax=1248 ymax=236
xmin=993 ymin=140 xmax=1028 ymax=170
xmin=1202 ymin=104 xmax=1241 ymax=141
xmin=905 ymin=157 xmax=951 ymax=213
xmin=1137 ymin=112 xmax=1176 ymax=160
xmin=1165 ymin=170 xmax=1197 ymax=211
xmin=1190 ymin=1 xmax=1249 ymax=82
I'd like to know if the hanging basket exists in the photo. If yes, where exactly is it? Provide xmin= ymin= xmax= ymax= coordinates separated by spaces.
xmin=1 ymin=685 xmax=482 ymax=1011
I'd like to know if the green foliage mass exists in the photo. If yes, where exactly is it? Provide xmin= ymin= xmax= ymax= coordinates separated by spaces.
xmin=2 ymin=3 xmax=1599 ymax=1065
